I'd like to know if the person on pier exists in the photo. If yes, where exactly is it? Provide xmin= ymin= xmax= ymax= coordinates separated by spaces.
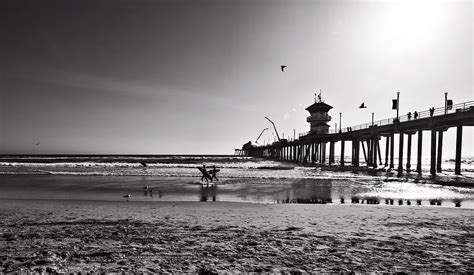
xmin=429 ymin=107 xmax=435 ymax=117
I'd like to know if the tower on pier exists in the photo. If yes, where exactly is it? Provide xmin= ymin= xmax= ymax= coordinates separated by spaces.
xmin=305 ymin=93 xmax=332 ymax=134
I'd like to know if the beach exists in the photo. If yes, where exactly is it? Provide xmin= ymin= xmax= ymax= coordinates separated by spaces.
xmin=1 ymin=198 xmax=473 ymax=273
xmin=0 ymin=155 xmax=473 ymax=272
xmin=3 ymin=0 xmax=473 ymax=272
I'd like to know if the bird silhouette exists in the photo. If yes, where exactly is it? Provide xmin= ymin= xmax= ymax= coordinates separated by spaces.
xmin=359 ymin=103 xmax=367 ymax=108
xmin=280 ymin=65 xmax=287 ymax=72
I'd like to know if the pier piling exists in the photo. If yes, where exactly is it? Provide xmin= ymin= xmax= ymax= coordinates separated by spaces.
xmin=329 ymin=141 xmax=335 ymax=165
xmin=416 ymin=130 xmax=423 ymax=174
xmin=398 ymin=132 xmax=404 ymax=175
xmin=436 ymin=130 xmax=444 ymax=173
xmin=340 ymin=140 xmax=345 ymax=166
xmin=455 ymin=126 xmax=463 ymax=175
xmin=430 ymin=130 xmax=437 ymax=176
xmin=406 ymin=133 xmax=412 ymax=171
xmin=362 ymin=141 xmax=368 ymax=164
xmin=389 ymin=133 xmax=395 ymax=169
xmin=376 ymin=139 xmax=382 ymax=166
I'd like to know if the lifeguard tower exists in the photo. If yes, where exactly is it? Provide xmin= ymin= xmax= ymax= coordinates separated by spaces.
xmin=305 ymin=93 xmax=333 ymax=135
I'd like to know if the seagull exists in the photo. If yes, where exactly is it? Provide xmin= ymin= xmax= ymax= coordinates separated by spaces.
xmin=280 ymin=65 xmax=287 ymax=72
xmin=123 ymin=194 xmax=131 ymax=201
xmin=359 ymin=102 xmax=367 ymax=108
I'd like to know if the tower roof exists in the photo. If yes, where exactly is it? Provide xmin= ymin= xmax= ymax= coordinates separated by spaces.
xmin=305 ymin=101 xmax=333 ymax=113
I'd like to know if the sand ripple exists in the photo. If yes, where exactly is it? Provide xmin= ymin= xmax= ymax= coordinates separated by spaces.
xmin=0 ymin=200 xmax=473 ymax=273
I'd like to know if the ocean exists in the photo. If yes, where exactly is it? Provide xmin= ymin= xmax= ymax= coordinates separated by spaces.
xmin=0 ymin=155 xmax=473 ymax=208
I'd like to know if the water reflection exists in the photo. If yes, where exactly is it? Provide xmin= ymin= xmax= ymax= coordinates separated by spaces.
xmin=429 ymin=199 xmax=443 ymax=206
xmin=276 ymin=179 xmax=332 ymax=204
xmin=1 ymin=174 xmax=467 ymax=208
xmin=196 ymin=178 xmax=469 ymax=208
xmin=200 ymin=185 xmax=217 ymax=202
xmin=454 ymin=199 xmax=461 ymax=207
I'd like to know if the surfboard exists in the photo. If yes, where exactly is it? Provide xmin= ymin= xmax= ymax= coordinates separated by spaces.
xmin=198 ymin=167 xmax=213 ymax=181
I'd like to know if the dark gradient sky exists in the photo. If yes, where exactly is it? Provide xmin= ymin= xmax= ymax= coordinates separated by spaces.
xmin=1 ymin=0 xmax=472 ymax=154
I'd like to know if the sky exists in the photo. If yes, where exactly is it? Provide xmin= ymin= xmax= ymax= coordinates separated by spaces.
xmin=1 ymin=0 xmax=472 ymax=155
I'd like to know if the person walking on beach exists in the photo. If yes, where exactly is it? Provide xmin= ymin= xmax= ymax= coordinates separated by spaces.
xmin=211 ymin=165 xmax=219 ymax=182
xmin=201 ymin=164 xmax=208 ymax=183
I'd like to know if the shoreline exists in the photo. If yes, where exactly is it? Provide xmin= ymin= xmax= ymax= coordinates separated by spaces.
xmin=1 ymin=199 xmax=472 ymax=273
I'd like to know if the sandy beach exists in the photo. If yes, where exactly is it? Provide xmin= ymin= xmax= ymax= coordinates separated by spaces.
xmin=3 ymin=0 xmax=473 ymax=273
xmin=1 ymin=198 xmax=472 ymax=273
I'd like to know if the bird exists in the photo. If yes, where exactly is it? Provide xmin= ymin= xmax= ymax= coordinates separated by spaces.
xmin=280 ymin=65 xmax=287 ymax=72
xmin=123 ymin=194 xmax=131 ymax=201
xmin=35 ymin=141 xmax=40 ymax=146
xmin=359 ymin=102 xmax=367 ymax=108
xmin=139 ymin=162 xmax=147 ymax=167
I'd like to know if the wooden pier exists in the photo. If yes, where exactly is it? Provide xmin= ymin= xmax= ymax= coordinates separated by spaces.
xmin=242 ymin=101 xmax=474 ymax=176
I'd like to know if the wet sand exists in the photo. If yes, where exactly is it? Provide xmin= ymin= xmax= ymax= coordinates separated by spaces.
xmin=0 ymin=199 xmax=472 ymax=273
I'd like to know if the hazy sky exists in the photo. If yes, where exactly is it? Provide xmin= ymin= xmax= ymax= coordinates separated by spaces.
xmin=1 ymin=0 xmax=472 ymax=154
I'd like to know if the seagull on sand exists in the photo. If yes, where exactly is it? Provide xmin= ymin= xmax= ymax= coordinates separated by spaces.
xmin=359 ymin=102 xmax=367 ymax=108
xmin=123 ymin=194 xmax=131 ymax=201
xmin=280 ymin=65 xmax=287 ymax=72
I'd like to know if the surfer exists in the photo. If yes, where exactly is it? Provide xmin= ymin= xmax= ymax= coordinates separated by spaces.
xmin=201 ymin=165 xmax=210 ymax=183
xmin=211 ymin=165 xmax=219 ymax=181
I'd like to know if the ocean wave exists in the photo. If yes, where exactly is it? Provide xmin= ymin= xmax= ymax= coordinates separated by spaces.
xmin=0 ymin=170 xmax=318 ymax=179
xmin=0 ymin=161 xmax=294 ymax=170
xmin=0 ymin=155 xmax=253 ymax=163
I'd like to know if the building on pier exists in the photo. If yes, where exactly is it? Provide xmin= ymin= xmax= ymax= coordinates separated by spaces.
xmin=305 ymin=94 xmax=332 ymax=134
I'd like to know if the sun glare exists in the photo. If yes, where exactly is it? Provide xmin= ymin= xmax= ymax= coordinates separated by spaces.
xmin=380 ymin=0 xmax=445 ymax=52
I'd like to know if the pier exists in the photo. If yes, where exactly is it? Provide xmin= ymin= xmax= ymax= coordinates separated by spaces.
xmin=241 ymin=100 xmax=474 ymax=176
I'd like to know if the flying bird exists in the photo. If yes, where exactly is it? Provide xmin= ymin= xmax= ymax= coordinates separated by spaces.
xmin=359 ymin=103 xmax=367 ymax=108
xmin=280 ymin=65 xmax=287 ymax=72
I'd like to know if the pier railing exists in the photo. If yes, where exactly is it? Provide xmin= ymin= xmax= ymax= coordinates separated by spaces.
xmin=299 ymin=100 xmax=474 ymax=137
